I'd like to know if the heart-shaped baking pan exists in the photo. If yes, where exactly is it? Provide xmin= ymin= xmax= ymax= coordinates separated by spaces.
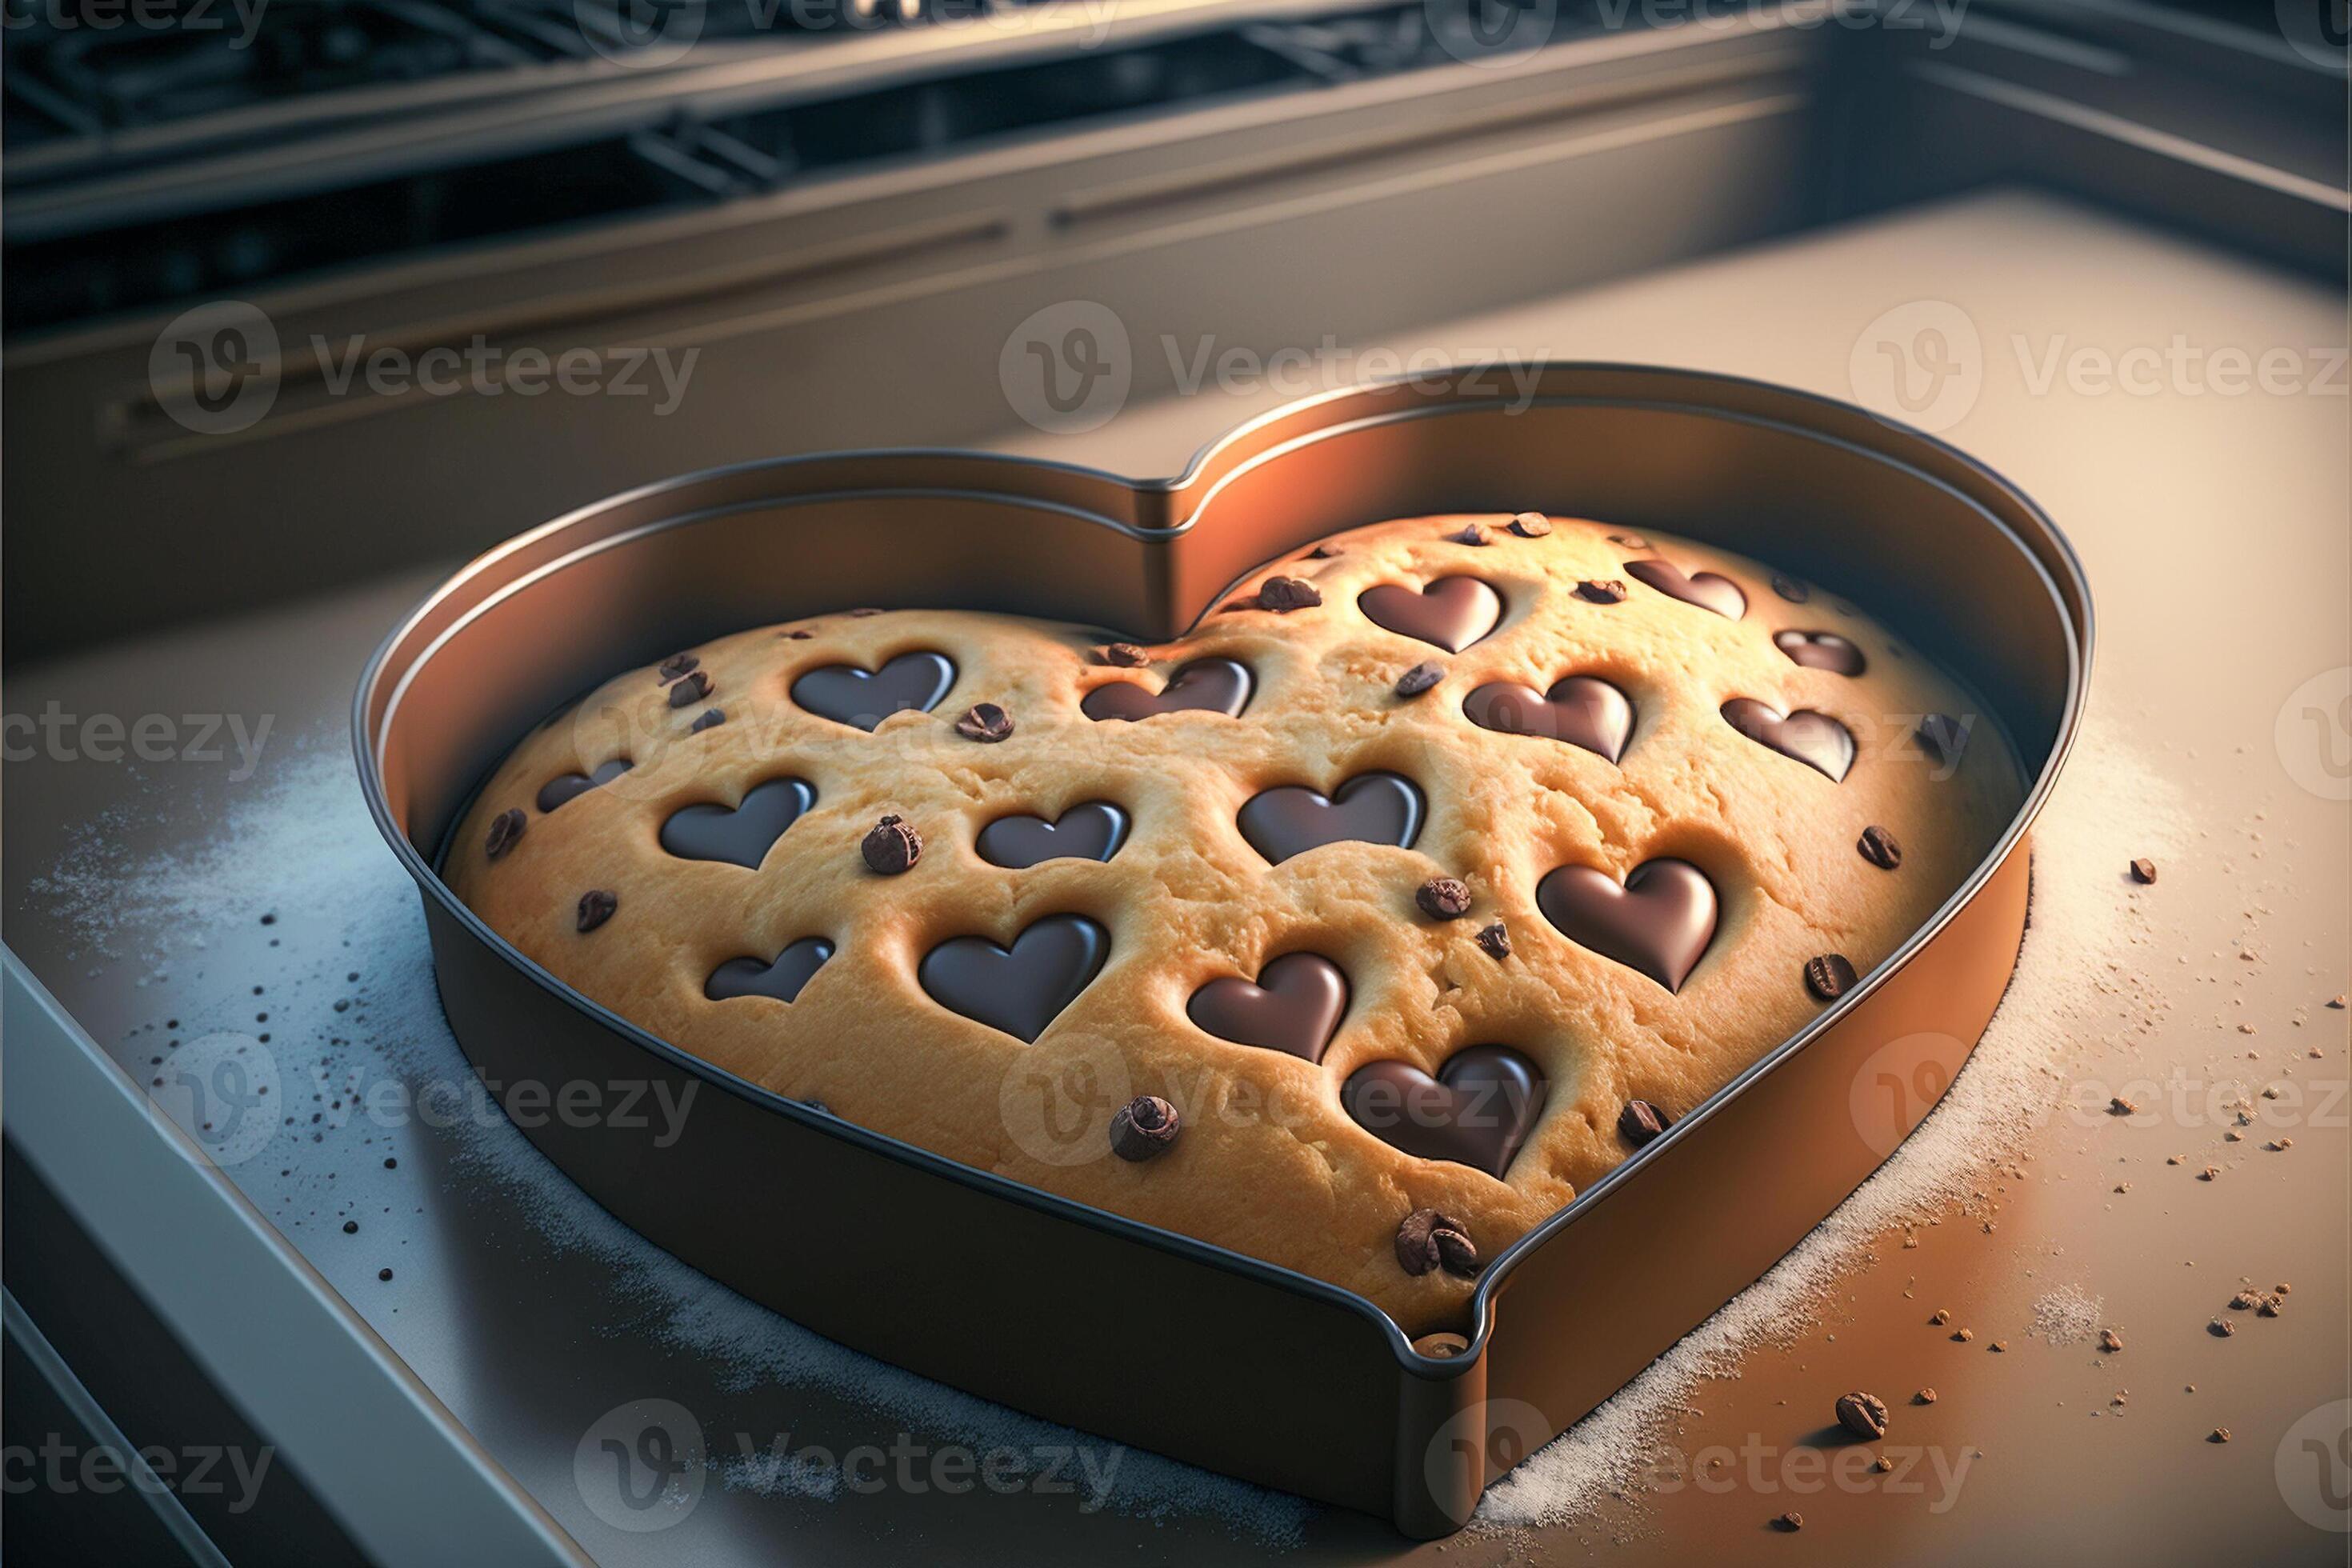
xmin=357 ymin=365 xmax=2087 ymax=1538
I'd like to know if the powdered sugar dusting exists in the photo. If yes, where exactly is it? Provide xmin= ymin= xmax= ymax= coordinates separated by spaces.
xmin=1477 ymin=704 xmax=2186 ymax=1529
xmin=2030 ymin=1284 xmax=2106 ymax=1346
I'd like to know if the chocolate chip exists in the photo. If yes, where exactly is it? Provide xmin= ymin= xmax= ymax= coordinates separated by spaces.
xmin=1306 ymin=543 xmax=1342 ymax=560
xmin=1574 ymin=578 xmax=1628 ymax=604
xmin=1774 ymin=1512 xmax=1804 ymax=1532
xmin=2130 ymin=857 xmax=2158 ymax=884
xmin=483 ymin=808 xmax=526 ymax=861
xmin=1770 ymin=573 xmax=1810 ymax=602
xmin=1805 ymin=953 xmax=1859 ymax=1000
xmin=1607 ymin=532 xmax=1650 ymax=549
xmin=1475 ymin=922 xmax=1511 ymax=960
xmin=690 ymin=708 xmax=726 ymax=734
xmin=657 ymin=652 xmax=700 ymax=685
xmin=1618 ymin=1098 xmax=1669 ymax=1146
xmin=1098 ymin=642 xmax=1150 ymax=667
xmin=1447 ymin=523 xmax=1487 ymax=546
xmin=785 ymin=629 xmax=815 ymax=640
xmin=954 ymin=702 xmax=1014 ymax=742
xmin=1395 ymin=1208 xmax=1479 ymax=1278
xmin=1836 ymin=1390 xmax=1890 ymax=1440
xmin=1395 ymin=661 xmax=1444 ymax=698
xmin=342 ymin=1220 xmax=358 ymax=1234
xmin=378 ymin=1268 xmax=394 ymax=1282
xmin=666 ymin=669 xmax=713 ymax=708
xmin=2208 ymin=1427 xmax=2231 ymax=1443
xmin=1506 ymin=512 xmax=1551 ymax=538
xmin=1858 ymin=826 xmax=1904 ymax=869
xmin=861 ymin=814 xmax=922 ymax=875
xmin=1258 ymin=576 xmax=1323 ymax=612
xmin=1109 ymin=1094 xmax=1179 ymax=1162
xmin=577 ymin=890 xmax=618 ymax=932
xmin=1416 ymin=877 xmax=1472 ymax=921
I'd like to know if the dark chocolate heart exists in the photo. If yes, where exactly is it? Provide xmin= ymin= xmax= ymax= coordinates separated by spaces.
xmin=790 ymin=650 xmax=957 ymax=730
xmin=1237 ymin=772 xmax=1425 ymax=864
xmin=1720 ymin=698 xmax=1855 ymax=782
xmin=1186 ymin=953 xmax=1349 ymax=1063
xmin=976 ymin=801 xmax=1131 ymax=869
xmin=1536 ymin=858 xmax=1718 ymax=992
xmin=1625 ymin=559 xmax=1746 ymax=620
xmin=918 ymin=914 xmax=1110 ymax=1042
xmin=1082 ymin=658 xmax=1254 ymax=722
xmin=705 ymin=938 xmax=834 ymax=1003
xmin=658 ymin=777 xmax=817 ymax=869
xmin=1341 ymin=1046 xmax=1548 ymax=1179
xmin=536 ymin=757 xmax=632 ymax=813
xmin=1773 ymin=629 xmax=1866 ymax=677
xmin=1461 ymin=675 xmax=1634 ymax=763
xmin=1358 ymin=577 xmax=1503 ymax=652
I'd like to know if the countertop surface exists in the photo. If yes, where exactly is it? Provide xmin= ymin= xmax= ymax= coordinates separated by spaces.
xmin=6 ymin=187 xmax=2347 ymax=1564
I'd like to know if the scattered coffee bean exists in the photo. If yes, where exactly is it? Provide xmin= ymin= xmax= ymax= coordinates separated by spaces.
xmin=1872 ymin=1454 xmax=1895 ymax=1473
xmin=1417 ymin=877 xmax=1473 ymax=921
xmin=2328 ymin=996 xmax=2346 ymax=1010
xmin=1858 ymin=825 xmax=1904 ymax=870
xmin=2258 ymin=1295 xmax=2283 ymax=1318
xmin=1770 ymin=573 xmax=1810 ymax=603
xmin=690 ymin=708 xmax=726 ymax=733
xmin=1618 ymin=1099 xmax=1670 ymax=1147
xmin=2109 ymin=1096 xmax=2137 ymax=1115
xmin=1836 ymin=1390 xmax=1890 ymax=1440
xmin=1914 ymin=1388 xmax=1938 ymax=1405
xmin=1475 ymin=921 xmax=1512 ymax=961
xmin=1448 ymin=523 xmax=1488 ymax=546
xmin=954 ymin=702 xmax=1014 ymax=742
xmin=2229 ymin=1290 xmax=2262 ymax=1310
xmin=1574 ymin=578 xmax=1629 ymax=604
xmin=1805 ymin=953 xmax=1859 ymax=1001
xmin=666 ymin=670 xmax=713 ymax=708
xmin=657 ymin=652 xmax=700 ymax=685
xmin=2208 ymin=1318 xmax=2234 ymax=1337
xmin=2209 ymin=1427 xmax=2231 ymax=1443
xmin=1990 ymin=1340 xmax=2008 ymax=1353
xmin=576 ymin=890 xmax=618 ymax=933
xmin=1506 ymin=512 xmax=1552 ymax=538
xmin=861 ymin=814 xmax=922 ymax=875
xmin=2130 ymin=858 xmax=2158 ymax=884
xmin=484 ymin=808 xmax=526 ymax=861
xmin=1109 ymin=1095 xmax=1180 ymax=1162
xmin=1395 ymin=661 xmax=1445 ymax=698
xmin=1396 ymin=1208 xmax=1480 ymax=1278
xmin=1930 ymin=1309 xmax=1950 ymax=1325
xmin=1774 ymin=1511 xmax=1803 ymax=1532
xmin=2199 ymin=1166 xmax=2219 ymax=1181
xmin=2099 ymin=1329 xmax=2124 ymax=1353
xmin=2275 ymin=1282 xmax=2293 ymax=1294
xmin=1953 ymin=1328 xmax=1973 ymax=1342
xmin=1258 ymin=576 xmax=1323 ymax=612
xmin=1098 ymin=642 xmax=1150 ymax=667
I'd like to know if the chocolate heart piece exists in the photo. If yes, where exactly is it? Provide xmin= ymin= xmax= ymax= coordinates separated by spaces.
xmin=1082 ymin=658 xmax=1253 ymax=722
xmin=977 ymin=802 xmax=1131 ymax=869
xmin=1626 ymin=559 xmax=1746 ymax=620
xmin=1461 ymin=675 xmax=1634 ymax=763
xmin=1341 ymin=1046 xmax=1548 ymax=1179
xmin=536 ymin=757 xmax=632 ymax=813
xmin=1774 ymin=629 xmax=1866 ymax=677
xmin=1536 ymin=858 xmax=1718 ymax=992
xmin=791 ymin=650 xmax=957 ymax=730
xmin=1720 ymin=698 xmax=1855 ymax=782
xmin=705 ymin=938 xmax=834 ymax=1003
xmin=1186 ymin=953 xmax=1349 ymax=1063
xmin=918 ymin=914 xmax=1110 ymax=1042
xmin=1358 ymin=577 xmax=1503 ymax=652
xmin=1238 ymin=772 xmax=1425 ymax=864
xmin=659 ymin=777 xmax=817 ymax=868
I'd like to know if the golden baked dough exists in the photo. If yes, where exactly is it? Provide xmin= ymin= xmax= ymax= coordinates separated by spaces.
xmin=448 ymin=514 xmax=2021 ymax=1332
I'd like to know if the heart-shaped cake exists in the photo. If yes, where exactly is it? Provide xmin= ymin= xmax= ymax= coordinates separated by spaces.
xmin=447 ymin=513 xmax=2020 ymax=1330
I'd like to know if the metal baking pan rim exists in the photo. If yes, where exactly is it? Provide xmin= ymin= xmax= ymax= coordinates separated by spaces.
xmin=355 ymin=362 xmax=2092 ymax=1378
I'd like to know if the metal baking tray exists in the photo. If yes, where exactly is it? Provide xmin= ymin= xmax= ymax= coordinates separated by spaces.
xmin=355 ymin=362 xmax=2089 ymax=1537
